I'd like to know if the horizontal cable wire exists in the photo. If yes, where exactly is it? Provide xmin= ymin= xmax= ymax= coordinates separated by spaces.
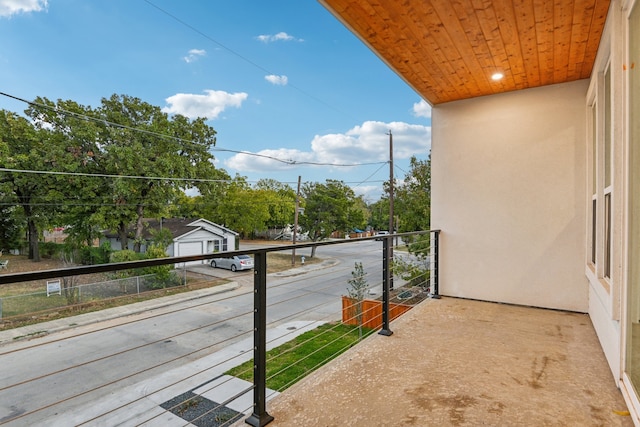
xmin=162 ymin=278 xmax=384 ymax=417
xmin=134 ymin=374 xmax=253 ymax=427
xmin=78 ymin=344 xmax=255 ymax=425
xmin=1 ymin=239 xmax=430 ymax=424
xmin=0 ymin=308 xmax=253 ymax=393
xmin=2 ymin=323 xmax=258 ymax=425
xmin=0 ymin=285 xmax=255 ymax=356
xmin=86 ymin=256 xmax=384 ymax=422
xmin=227 ymin=295 xmax=383 ymax=384
xmin=126 ymin=268 xmax=381 ymax=424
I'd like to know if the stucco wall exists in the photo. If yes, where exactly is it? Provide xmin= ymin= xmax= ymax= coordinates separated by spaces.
xmin=431 ymin=80 xmax=589 ymax=312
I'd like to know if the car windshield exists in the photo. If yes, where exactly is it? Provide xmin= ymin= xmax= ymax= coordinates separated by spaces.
xmin=238 ymin=255 xmax=251 ymax=259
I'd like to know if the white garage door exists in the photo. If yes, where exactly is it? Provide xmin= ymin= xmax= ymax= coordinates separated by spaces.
xmin=177 ymin=241 xmax=204 ymax=266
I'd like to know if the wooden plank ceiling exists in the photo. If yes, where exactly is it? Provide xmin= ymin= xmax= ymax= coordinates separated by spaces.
xmin=320 ymin=0 xmax=611 ymax=105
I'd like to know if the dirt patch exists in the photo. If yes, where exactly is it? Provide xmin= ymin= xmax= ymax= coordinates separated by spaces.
xmin=0 ymin=254 xmax=224 ymax=331
xmin=0 ymin=254 xmax=65 ymax=274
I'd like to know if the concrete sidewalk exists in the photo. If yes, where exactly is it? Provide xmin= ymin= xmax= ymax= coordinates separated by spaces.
xmin=0 ymin=282 xmax=241 ymax=345
xmin=46 ymin=320 xmax=325 ymax=427
xmin=1 ymin=257 xmax=341 ymax=426
xmin=0 ymin=257 xmax=337 ymax=346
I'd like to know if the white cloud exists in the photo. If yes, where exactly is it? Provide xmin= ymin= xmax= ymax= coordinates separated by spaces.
xmin=265 ymin=74 xmax=288 ymax=85
xmin=412 ymin=99 xmax=432 ymax=119
xmin=256 ymin=32 xmax=303 ymax=43
xmin=183 ymin=48 xmax=206 ymax=63
xmin=225 ymin=120 xmax=431 ymax=172
xmin=351 ymin=184 xmax=379 ymax=200
xmin=0 ymin=0 xmax=47 ymax=17
xmin=163 ymin=90 xmax=248 ymax=120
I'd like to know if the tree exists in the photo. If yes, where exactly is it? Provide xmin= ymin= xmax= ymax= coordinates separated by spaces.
xmin=254 ymin=179 xmax=296 ymax=230
xmin=95 ymin=94 xmax=220 ymax=252
xmin=210 ymin=175 xmax=271 ymax=238
xmin=60 ymin=249 xmax=80 ymax=305
xmin=394 ymin=155 xmax=431 ymax=232
xmin=25 ymin=97 xmax=105 ymax=249
xmin=368 ymin=198 xmax=390 ymax=231
xmin=349 ymin=195 xmax=368 ymax=232
xmin=0 ymin=110 xmax=62 ymax=261
xmin=26 ymin=94 xmax=222 ymax=253
xmin=347 ymin=261 xmax=369 ymax=339
xmin=299 ymin=179 xmax=360 ymax=257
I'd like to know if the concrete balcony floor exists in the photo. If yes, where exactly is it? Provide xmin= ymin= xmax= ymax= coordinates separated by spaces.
xmin=264 ymin=297 xmax=634 ymax=426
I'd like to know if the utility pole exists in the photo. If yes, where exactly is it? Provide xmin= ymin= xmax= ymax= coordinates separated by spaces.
xmin=292 ymin=175 xmax=301 ymax=265
xmin=388 ymin=131 xmax=394 ymax=290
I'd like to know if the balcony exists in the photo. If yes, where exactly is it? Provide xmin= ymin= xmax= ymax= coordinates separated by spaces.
xmin=265 ymin=296 xmax=632 ymax=426
xmin=0 ymin=232 xmax=633 ymax=426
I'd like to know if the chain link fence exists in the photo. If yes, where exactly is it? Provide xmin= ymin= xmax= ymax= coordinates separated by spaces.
xmin=0 ymin=270 xmax=187 ymax=320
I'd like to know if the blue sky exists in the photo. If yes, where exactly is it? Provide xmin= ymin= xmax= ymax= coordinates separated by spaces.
xmin=0 ymin=0 xmax=431 ymax=202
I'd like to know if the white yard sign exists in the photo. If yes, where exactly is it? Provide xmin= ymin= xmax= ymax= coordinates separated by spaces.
xmin=46 ymin=280 xmax=61 ymax=297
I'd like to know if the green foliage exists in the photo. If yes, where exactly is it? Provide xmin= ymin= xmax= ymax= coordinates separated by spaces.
xmin=255 ymin=179 xmax=296 ymax=229
xmin=300 ymin=179 xmax=362 ymax=256
xmin=347 ymin=262 xmax=369 ymax=337
xmin=39 ymin=242 xmax=64 ymax=259
xmin=347 ymin=262 xmax=368 ymax=302
xmin=109 ymin=249 xmax=144 ymax=279
xmin=149 ymin=227 xmax=173 ymax=250
xmin=349 ymin=196 xmax=369 ymax=231
xmin=4 ymin=94 xmax=223 ymax=255
xmin=108 ymin=246 xmax=175 ymax=289
xmin=393 ymin=237 xmax=431 ymax=290
xmin=79 ymin=242 xmax=112 ymax=265
xmin=141 ymin=245 xmax=174 ymax=289
xmin=205 ymin=175 xmax=271 ymax=238
xmin=110 ymin=249 xmax=142 ymax=263
xmin=394 ymin=155 xmax=431 ymax=232
xmin=0 ymin=205 xmax=23 ymax=251
xmin=368 ymin=198 xmax=389 ymax=231
xmin=0 ymin=109 xmax=60 ymax=261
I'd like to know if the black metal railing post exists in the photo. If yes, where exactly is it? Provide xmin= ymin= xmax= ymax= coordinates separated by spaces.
xmin=246 ymin=251 xmax=274 ymax=427
xmin=379 ymin=237 xmax=393 ymax=336
xmin=431 ymin=230 xmax=441 ymax=299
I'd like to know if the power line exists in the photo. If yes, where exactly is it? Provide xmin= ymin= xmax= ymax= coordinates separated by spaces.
xmin=141 ymin=0 xmax=356 ymax=121
xmin=0 ymin=91 xmax=386 ymax=169
xmin=0 ymin=167 xmax=386 ymax=190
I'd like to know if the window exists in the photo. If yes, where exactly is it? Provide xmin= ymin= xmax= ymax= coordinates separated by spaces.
xmin=605 ymin=193 xmax=612 ymax=278
xmin=591 ymin=103 xmax=597 ymax=265
xmin=603 ymin=63 xmax=613 ymax=279
xmin=592 ymin=199 xmax=597 ymax=264
xmin=588 ymin=60 xmax=613 ymax=281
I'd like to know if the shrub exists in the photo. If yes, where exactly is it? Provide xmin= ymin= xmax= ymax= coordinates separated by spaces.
xmin=79 ymin=242 xmax=112 ymax=265
xmin=40 ymin=242 xmax=64 ymax=259
xmin=142 ymin=245 xmax=175 ymax=289
xmin=109 ymin=249 xmax=145 ymax=278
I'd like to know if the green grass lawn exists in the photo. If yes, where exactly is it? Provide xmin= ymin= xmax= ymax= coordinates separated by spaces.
xmin=225 ymin=322 xmax=374 ymax=391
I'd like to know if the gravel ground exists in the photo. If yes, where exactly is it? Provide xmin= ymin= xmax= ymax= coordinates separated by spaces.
xmin=161 ymin=391 xmax=242 ymax=427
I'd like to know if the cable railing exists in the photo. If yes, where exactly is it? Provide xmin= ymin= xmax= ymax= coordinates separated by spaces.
xmin=0 ymin=230 xmax=439 ymax=426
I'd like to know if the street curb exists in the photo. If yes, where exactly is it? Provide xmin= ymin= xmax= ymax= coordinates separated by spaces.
xmin=272 ymin=258 xmax=340 ymax=277
xmin=0 ymin=256 xmax=340 ymax=345
xmin=0 ymin=282 xmax=241 ymax=345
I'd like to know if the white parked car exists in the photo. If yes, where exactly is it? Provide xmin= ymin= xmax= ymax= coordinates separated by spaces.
xmin=210 ymin=254 xmax=254 ymax=272
xmin=375 ymin=231 xmax=390 ymax=241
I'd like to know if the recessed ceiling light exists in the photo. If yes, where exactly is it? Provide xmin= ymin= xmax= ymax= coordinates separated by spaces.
xmin=491 ymin=72 xmax=504 ymax=81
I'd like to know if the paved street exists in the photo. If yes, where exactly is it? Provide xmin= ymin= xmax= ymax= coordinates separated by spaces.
xmin=0 ymin=240 xmax=388 ymax=426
